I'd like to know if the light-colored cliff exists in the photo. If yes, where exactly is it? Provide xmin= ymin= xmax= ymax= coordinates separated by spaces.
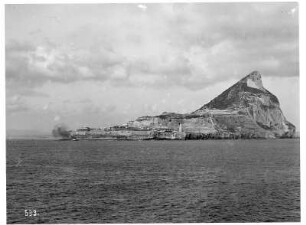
xmin=193 ymin=71 xmax=295 ymax=138
xmin=71 ymin=71 xmax=295 ymax=140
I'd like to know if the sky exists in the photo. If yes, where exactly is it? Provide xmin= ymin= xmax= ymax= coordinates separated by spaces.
xmin=5 ymin=3 xmax=299 ymax=135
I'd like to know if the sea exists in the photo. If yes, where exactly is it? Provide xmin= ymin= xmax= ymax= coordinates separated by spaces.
xmin=6 ymin=139 xmax=300 ymax=223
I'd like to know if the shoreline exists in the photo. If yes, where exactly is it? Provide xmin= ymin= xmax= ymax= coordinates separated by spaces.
xmin=6 ymin=137 xmax=300 ymax=141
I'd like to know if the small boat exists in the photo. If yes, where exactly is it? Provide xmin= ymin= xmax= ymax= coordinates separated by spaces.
xmin=72 ymin=138 xmax=79 ymax=141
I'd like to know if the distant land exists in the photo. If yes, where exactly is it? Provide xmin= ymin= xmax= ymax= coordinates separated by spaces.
xmin=51 ymin=71 xmax=296 ymax=141
xmin=6 ymin=129 xmax=54 ymax=140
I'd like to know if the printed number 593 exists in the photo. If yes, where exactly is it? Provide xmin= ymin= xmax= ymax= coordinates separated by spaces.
xmin=25 ymin=209 xmax=38 ymax=217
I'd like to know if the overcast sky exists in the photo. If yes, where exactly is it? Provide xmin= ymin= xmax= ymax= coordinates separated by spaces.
xmin=5 ymin=3 xmax=299 ymax=134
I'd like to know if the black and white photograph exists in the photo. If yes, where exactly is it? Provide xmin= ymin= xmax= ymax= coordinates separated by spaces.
xmin=5 ymin=1 xmax=300 ymax=223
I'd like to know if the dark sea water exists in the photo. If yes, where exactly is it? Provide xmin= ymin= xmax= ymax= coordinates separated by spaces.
xmin=6 ymin=139 xmax=300 ymax=223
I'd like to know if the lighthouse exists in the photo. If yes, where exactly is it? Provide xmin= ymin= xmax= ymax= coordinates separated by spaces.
xmin=179 ymin=123 xmax=182 ymax=132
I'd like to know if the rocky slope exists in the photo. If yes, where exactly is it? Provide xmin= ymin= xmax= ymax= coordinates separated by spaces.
xmin=127 ymin=71 xmax=295 ymax=139
xmin=72 ymin=71 xmax=295 ymax=139
xmin=192 ymin=71 xmax=295 ymax=138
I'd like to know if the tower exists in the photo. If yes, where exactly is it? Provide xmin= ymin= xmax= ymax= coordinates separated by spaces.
xmin=179 ymin=123 xmax=182 ymax=132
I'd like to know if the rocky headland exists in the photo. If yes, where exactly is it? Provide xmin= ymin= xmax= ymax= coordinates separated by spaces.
xmin=70 ymin=71 xmax=295 ymax=140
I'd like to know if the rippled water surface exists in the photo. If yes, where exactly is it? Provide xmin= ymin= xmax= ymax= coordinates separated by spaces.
xmin=7 ymin=139 xmax=300 ymax=223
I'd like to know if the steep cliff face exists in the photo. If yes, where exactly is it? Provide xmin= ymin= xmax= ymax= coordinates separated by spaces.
xmin=129 ymin=112 xmax=217 ymax=134
xmin=72 ymin=71 xmax=295 ymax=139
xmin=193 ymin=71 xmax=295 ymax=138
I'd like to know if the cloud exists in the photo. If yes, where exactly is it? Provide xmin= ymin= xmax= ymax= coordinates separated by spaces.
xmin=137 ymin=4 xmax=147 ymax=11
xmin=6 ymin=87 xmax=49 ymax=98
xmin=6 ymin=3 xmax=298 ymax=94
xmin=6 ymin=40 xmax=125 ymax=89
xmin=5 ymin=3 xmax=299 ymax=131
xmin=53 ymin=115 xmax=61 ymax=122
xmin=6 ymin=96 xmax=29 ymax=114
